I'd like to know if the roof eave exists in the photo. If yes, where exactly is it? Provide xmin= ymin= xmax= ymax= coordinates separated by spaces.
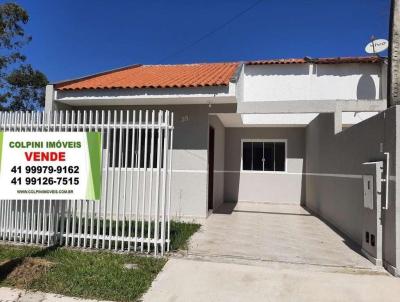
xmin=55 ymin=83 xmax=231 ymax=92
xmin=246 ymin=56 xmax=384 ymax=66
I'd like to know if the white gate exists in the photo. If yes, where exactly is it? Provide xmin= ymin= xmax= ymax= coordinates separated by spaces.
xmin=0 ymin=110 xmax=174 ymax=255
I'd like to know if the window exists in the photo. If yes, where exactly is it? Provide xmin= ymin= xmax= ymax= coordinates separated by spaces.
xmin=242 ymin=140 xmax=286 ymax=172
xmin=105 ymin=129 xmax=165 ymax=168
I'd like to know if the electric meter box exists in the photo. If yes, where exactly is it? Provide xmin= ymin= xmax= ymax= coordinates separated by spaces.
xmin=361 ymin=161 xmax=383 ymax=266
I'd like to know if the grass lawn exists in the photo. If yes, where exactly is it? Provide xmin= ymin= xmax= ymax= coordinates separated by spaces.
xmin=0 ymin=244 xmax=42 ymax=263
xmin=0 ymin=221 xmax=200 ymax=302
xmin=169 ymin=221 xmax=201 ymax=251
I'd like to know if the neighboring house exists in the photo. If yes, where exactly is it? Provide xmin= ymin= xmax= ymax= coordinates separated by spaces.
xmin=46 ymin=56 xmax=400 ymax=275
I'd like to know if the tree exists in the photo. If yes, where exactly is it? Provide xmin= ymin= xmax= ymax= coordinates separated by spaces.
xmin=0 ymin=2 xmax=48 ymax=110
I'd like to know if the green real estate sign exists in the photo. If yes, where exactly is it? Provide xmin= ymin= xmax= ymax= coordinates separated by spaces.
xmin=0 ymin=132 xmax=102 ymax=200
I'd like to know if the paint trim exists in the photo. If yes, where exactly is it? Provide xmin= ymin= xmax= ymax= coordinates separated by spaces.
xmin=127 ymin=169 xmax=396 ymax=182
xmin=173 ymin=169 xmax=208 ymax=173
xmin=216 ymin=170 xmax=363 ymax=179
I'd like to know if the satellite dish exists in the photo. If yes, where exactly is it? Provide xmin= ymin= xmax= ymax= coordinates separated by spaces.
xmin=365 ymin=39 xmax=389 ymax=54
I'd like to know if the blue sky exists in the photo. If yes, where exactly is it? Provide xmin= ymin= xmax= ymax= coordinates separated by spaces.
xmin=15 ymin=0 xmax=390 ymax=82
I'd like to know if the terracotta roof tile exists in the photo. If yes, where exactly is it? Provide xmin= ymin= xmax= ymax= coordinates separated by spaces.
xmin=55 ymin=56 xmax=382 ymax=91
xmin=55 ymin=62 xmax=239 ymax=91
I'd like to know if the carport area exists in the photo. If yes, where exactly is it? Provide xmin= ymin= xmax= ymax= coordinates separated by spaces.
xmin=188 ymin=202 xmax=377 ymax=270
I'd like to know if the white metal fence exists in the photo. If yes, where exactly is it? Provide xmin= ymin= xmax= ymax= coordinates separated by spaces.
xmin=0 ymin=110 xmax=174 ymax=255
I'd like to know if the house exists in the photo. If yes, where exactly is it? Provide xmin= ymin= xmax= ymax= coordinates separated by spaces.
xmin=45 ymin=56 xmax=400 ymax=275
xmin=45 ymin=56 xmax=386 ymax=216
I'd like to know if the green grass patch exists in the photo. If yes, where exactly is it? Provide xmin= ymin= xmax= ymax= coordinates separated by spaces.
xmin=0 ymin=244 xmax=41 ymax=263
xmin=169 ymin=221 xmax=201 ymax=251
xmin=31 ymin=248 xmax=167 ymax=301
xmin=0 ymin=245 xmax=165 ymax=302
xmin=0 ymin=220 xmax=200 ymax=301
xmin=56 ymin=219 xmax=200 ymax=252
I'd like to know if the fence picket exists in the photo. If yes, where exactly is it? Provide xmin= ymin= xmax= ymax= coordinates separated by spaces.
xmin=127 ymin=111 xmax=136 ymax=252
xmin=147 ymin=110 xmax=155 ymax=253
xmin=115 ymin=110 xmax=123 ymax=251
xmin=167 ymin=112 xmax=174 ymax=252
xmin=154 ymin=111 xmax=163 ymax=256
xmin=141 ymin=110 xmax=149 ymax=252
xmin=102 ymin=111 xmax=111 ymax=249
xmin=134 ymin=111 xmax=142 ymax=252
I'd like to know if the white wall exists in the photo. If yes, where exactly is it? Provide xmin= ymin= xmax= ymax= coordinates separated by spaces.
xmin=244 ymin=63 xmax=383 ymax=102
xmin=55 ymin=86 xmax=235 ymax=106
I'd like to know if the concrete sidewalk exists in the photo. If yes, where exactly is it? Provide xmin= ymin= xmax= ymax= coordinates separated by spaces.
xmin=142 ymin=258 xmax=400 ymax=302
xmin=142 ymin=202 xmax=400 ymax=301
xmin=0 ymin=287 xmax=111 ymax=302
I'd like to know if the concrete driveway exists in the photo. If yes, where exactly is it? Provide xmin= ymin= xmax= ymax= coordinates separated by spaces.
xmin=188 ymin=202 xmax=376 ymax=269
xmin=142 ymin=202 xmax=400 ymax=302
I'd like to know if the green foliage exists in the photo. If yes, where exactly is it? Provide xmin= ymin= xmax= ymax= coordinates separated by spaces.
xmin=0 ymin=2 xmax=30 ymax=49
xmin=0 ymin=2 xmax=48 ymax=110
xmin=5 ymin=64 xmax=48 ymax=110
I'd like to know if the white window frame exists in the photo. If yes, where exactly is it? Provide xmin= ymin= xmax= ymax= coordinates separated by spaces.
xmin=240 ymin=139 xmax=288 ymax=173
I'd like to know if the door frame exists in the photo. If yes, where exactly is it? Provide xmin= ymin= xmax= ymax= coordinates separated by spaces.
xmin=208 ymin=126 xmax=215 ymax=211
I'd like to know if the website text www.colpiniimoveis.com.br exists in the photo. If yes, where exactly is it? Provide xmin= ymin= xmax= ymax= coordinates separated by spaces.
xmin=16 ymin=189 xmax=74 ymax=194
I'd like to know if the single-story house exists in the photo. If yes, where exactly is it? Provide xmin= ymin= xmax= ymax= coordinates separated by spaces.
xmin=46 ymin=56 xmax=386 ymax=217
xmin=45 ymin=56 xmax=400 ymax=275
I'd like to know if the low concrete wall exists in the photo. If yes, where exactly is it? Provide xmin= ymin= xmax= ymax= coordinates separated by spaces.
xmin=224 ymin=127 xmax=305 ymax=204
xmin=305 ymin=107 xmax=399 ymax=274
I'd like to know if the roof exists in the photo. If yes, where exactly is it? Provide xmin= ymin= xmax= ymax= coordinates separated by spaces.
xmin=55 ymin=62 xmax=239 ymax=91
xmin=246 ymin=56 xmax=382 ymax=65
xmin=55 ymin=56 xmax=382 ymax=91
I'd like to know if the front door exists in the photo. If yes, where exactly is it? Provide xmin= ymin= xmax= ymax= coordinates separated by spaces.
xmin=208 ymin=126 xmax=215 ymax=210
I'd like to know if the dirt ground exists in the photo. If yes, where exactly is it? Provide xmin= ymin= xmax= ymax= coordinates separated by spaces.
xmin=5 ymin=257 xmax=54 ymax=288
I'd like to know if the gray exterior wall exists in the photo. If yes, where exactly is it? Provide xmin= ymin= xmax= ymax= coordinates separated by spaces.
xmin=76 ymin=104 xmax=212 ymax=218
xmin=304 ymin=107 xmax=399 ymax=274
xmin=224 ymin=127 xmax=305 ymax=204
